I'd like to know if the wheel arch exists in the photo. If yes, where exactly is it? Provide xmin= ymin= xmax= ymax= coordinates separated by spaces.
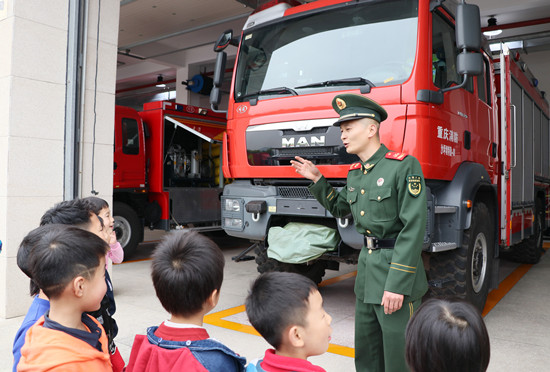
xmin=433 ymin=162 xmax=497 ymax=230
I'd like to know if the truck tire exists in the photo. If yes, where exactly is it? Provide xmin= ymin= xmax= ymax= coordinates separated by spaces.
xmin=429 ymin=202 xmax=493 ymax=311
xmin=255 ymin=242 xmax=327 ymax=284
xmin=505 ymin=199 xmax=543 ymax=264
xmin=113 ymin=202 xmax=142 ymax=258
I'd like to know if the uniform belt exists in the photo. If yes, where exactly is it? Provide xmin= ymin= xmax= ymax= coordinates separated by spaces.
xmin=364 ymin=236 xmax=396 ymax=249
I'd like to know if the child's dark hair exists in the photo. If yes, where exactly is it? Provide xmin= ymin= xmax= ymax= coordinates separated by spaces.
xmin=28 ymin=224 xmax=109 ymax=299
xmin=151 ymin=231 xmax=225 ymax=317
xmin=245 ymin=272 xmax=317 ymax=349
xmin=17 ymin=225 xmax=67 ymax=296
xmin=40 ymin=199 xmax=98 ymax=229
xmin=82 ymin=196 xmax=109 ymax=215
xmin=405 ymin=298 xmax=490 ymax=372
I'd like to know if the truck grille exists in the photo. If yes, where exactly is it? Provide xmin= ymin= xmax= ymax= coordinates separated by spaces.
xmin=278 ymin=186 xmax=315 ymax=199
xmin=275 ymin=147 xmax=334 ymax=156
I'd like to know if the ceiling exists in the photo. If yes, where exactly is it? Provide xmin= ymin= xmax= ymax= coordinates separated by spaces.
xmin=116 ymin=0 xmax=550 ymax=101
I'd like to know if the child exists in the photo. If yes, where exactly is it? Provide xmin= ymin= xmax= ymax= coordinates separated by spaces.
xmin=83 ymin=196 xmax=124 ymax=266
xmin=245 ymin=272 xmax=333 ymax=372
xmin=82 ymin=196 xmax=126 ymax=372
xmin=17 ymin=224 xmax=112 ymax=371
xmin=405 ymin=298 xmax=490 ymax=372
xmin=126 ymin=230 xmax=246 ymax=372
xmin=12 ymin=199 xmax=107 ymax=371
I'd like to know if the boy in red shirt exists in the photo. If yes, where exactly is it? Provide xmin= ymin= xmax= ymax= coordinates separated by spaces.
xmin=126 ymin=231 xmax=246 ymax=372
xmin=18 ymin=225 xmax=112 ymax=371
xmin=245 ymin=272 xmax=333 ymax=372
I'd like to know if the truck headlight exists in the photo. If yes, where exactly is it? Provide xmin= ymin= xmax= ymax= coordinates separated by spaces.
xmin=224 ymin=218 xmax=243 ymax=229
xmin=224 ymin=198 xmax=241 ymax=212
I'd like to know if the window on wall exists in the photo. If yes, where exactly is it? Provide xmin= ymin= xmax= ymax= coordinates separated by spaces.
xmin=121 ymin=118 xmax=140 ymax=155
xmin=432 ymin=13 xmax=473 ymax=92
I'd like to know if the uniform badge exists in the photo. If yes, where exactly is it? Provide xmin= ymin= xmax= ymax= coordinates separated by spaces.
xmin=385 ymin=152 xmax=407 ymax=161
xmin=377 ymin=178 xmax=384 ymax=186
xmin=335 ymin=98 xmax=346 ymax=110
xmin=349 ymin=163 xmax=362 ymax=171
xmin=348 ymin=187 xmax=355 ymax=192
xmin=407 ymin=175 xmax=422 ymax=197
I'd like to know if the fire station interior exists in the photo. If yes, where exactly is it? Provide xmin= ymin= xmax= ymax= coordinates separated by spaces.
xmin=2 ymin=0 xmax=550 ymax=371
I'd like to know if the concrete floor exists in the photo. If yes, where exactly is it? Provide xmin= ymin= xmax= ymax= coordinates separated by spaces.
xmin=1 ymin=232 xmax=549 ymax=371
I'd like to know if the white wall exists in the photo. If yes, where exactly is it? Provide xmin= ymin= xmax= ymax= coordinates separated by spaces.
xmin=0 ymin=0 xmax=119 ymax=319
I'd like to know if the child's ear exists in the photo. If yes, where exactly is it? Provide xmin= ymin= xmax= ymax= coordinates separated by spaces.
xmin=72 ymin=276 xmax=86 ymax=298
xmin=287 ymin=325 xmax=305 ymax=348
xmin=207 ymin=289 xmax=220 ymax=308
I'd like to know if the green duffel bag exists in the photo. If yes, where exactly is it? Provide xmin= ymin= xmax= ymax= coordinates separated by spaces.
xmin=267 ymin=222 xmax=339 ymax=264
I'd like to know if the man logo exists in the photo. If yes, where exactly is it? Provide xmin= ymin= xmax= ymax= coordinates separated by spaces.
xmin=236 ymin=105 xmax=248 ymax=114
xmin=282 ymin=136 xmax=325 ymax=148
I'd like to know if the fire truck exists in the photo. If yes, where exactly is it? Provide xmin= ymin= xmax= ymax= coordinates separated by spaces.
xmin=210 ymin=0 xmax=550 ymax=310
xmin=113 ymin=101 xmax=226 ymax=255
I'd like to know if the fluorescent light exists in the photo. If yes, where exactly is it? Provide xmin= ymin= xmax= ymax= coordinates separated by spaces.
xmin=489 ymin=41 xmax=524 ymax=52
xmin=156 ymin=75 xmax=166 ymax=88
xmin=483 ymin=17 xmax=502 ymax=38
xmin=483 ymin=29 xmax=502 ymax=37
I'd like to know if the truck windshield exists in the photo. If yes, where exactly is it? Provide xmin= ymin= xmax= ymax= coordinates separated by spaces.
xmin=234 ymin=0 xmax=418 ymax=102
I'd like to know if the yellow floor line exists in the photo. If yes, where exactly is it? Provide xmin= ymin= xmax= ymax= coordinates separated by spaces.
xmin=482 ymin=263 xmax=532 ymax=317
xmin=319 ymin=271 xmax=357 ymax=287
xmin=204 ymin=271 xmax=357 ymax=358
xmin=145 ymin=243 xmax=550 ymax=358
xmin=482 ymin=244 xmax=548 ymax=316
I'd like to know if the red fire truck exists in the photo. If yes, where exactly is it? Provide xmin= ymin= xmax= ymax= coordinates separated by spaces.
xmin=210 ymin=0 xmax=550 ymax=310
xmin=113 ymin=101 xmax=226 ymax=255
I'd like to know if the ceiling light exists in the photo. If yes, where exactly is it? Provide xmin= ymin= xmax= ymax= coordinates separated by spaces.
xmin=489 ymin=40 xmax=523 ymax=53
xmin=156 ymin=75 xmax=166 ymax=88
xmin=483 ymin=17 xmax=502 ymax=37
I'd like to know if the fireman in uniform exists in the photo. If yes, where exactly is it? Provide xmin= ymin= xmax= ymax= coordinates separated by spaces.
xmin=291 ymin=93 xmax=428 ymax=372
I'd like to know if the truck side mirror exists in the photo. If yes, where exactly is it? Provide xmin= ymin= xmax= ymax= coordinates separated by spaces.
xmin=456 ymin=3 xmax=481 ymax=52
xmin=210 ymin=51 xmax=227 ymax=111
xmin=417 ymin=2 xmax=482 ymax=104
xmin=214 ymin=30 xmax=238 ymax=52
xmin=437 ymin=2 xmax=482 ymax=96
xmin=455 ymin=2 xmax=482 ymax=76
xmin=457 ymin=52 xmax=483 ymax=76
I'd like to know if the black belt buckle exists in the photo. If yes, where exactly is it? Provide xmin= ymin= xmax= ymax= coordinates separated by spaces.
xmin=364 ymin=236 xmax=395 ymax=249
xmin=364 ymin=236 xmax=379 ymax=249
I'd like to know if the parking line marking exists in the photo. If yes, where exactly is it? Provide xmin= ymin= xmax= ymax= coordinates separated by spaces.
xmin=482 ymin=245 xmax=548 ymax=317
xmin=319 ymin=271 xmax=357 ymax=287
xmin=204 ymin=271 xmax=357 ymax=358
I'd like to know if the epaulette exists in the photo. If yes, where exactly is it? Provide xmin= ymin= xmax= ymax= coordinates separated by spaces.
xmin=349 ymin=162 xmax=362 ymax=171
xmin=385 ymin=152 xmax=407 ymax=161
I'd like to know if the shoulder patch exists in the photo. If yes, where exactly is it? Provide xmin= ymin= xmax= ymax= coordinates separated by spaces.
xmin=407 ymin=174 xmax=422 ymax=197
xmin=349 ymin=162 xmax=362 ymax=171
xmin=385 ymin=152 xmax=408 ymax=161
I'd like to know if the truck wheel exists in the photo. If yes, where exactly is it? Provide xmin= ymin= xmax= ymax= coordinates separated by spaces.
xmin=429 ymin=202 xmax=493 ymax=311
xmin=113 ymin=202 xmax=142 ymax=258
xmin=255 ymin=242 xmax=327 ymax=284
xmin=505 ymin=199 xmax=543 ymax=264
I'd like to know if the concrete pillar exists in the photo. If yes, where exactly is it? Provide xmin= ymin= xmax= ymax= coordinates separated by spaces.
xmin=0 ymin=0 xmax=119 ymax=319
xmin=176 ymin=66 xmax=189 ymax=104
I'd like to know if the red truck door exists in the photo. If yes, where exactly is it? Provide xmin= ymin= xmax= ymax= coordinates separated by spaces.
xmin=114 ymin=105 xmax=146 ymax=190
